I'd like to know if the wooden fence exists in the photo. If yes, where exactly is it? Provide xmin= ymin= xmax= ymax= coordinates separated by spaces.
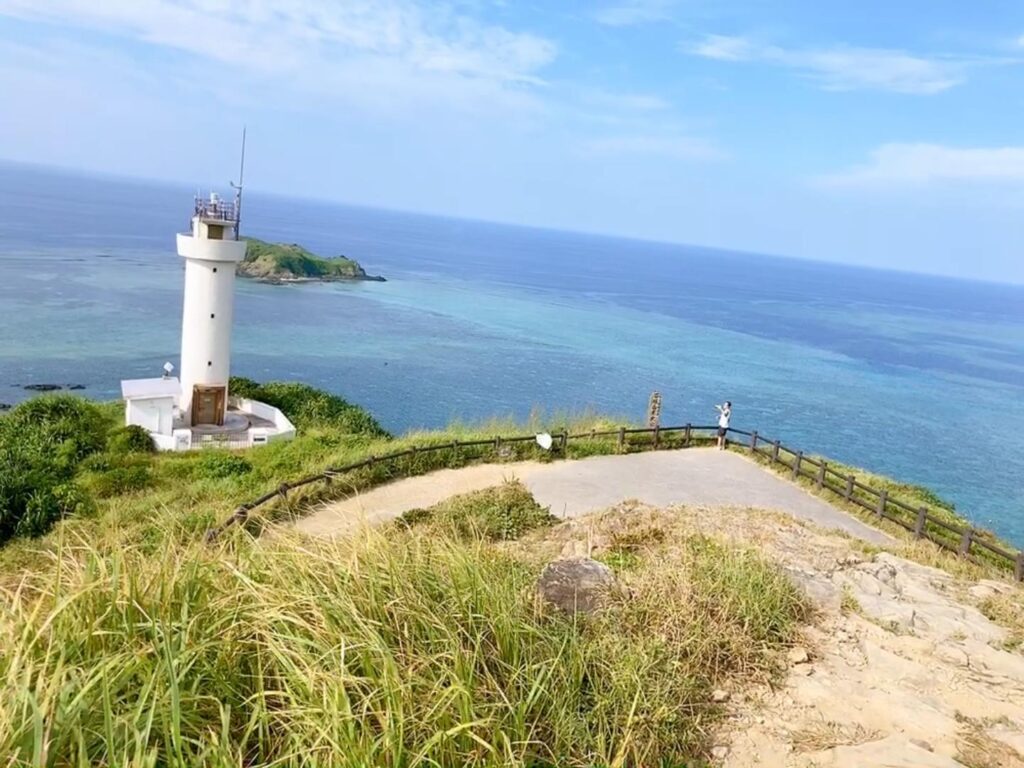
xmin=209 ymin=424 xmax=1023 ymax=581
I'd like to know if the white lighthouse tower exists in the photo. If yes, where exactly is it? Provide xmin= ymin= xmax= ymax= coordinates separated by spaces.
xmin=176 ymin=193 xmax=246 ymax=426
xmin=120 ymin=185 xmax=295 ymax=451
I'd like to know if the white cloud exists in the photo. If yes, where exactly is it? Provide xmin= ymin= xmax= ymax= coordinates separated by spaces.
xmin=689 ymin=34 xmax=757 ymax=62
xmin=685 ymin=34 xmax=970 ymax=94
xmin=581 ymin=134 xmax=724 ymax=161
xmin=817 ymin=143 xmax=1024 ymax=186
xmin=0 ymin=0 xmax=557 ymax=84
xmin=593 ymin=0 xmax=675 ymax=27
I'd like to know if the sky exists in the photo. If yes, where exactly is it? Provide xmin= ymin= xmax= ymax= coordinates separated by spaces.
xmin=1 ymin=1 xmax=1023 ymax=282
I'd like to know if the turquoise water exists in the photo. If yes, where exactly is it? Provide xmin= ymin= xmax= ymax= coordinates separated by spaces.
xmin=2 ymin=163 xmax=1023 ymax=543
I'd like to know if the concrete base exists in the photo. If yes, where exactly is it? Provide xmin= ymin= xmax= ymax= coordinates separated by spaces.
xmin=149 ymin=399 xmax=296 ymax=451
xmin=181 ymin=409 xmax=275 ymax=436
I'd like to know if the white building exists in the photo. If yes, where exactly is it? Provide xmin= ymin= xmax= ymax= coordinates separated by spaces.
xmin=120 ymin=193 xmax=295 ymax=451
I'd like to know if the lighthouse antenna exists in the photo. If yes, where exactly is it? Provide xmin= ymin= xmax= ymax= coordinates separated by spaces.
xmin=230 ymin=126 xmax=246 ymax=240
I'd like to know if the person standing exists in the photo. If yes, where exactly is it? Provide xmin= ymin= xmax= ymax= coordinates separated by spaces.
xmin=715 ymin=401 xmax=732 ymax=450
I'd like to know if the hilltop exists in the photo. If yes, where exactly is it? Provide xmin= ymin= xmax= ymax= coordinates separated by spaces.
xmin=239 ymin=237 xmax=385 ymax=283
xmin=0 ymin=383 xmax=1022 ymax=766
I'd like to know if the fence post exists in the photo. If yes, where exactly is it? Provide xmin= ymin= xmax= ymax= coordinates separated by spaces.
xmin=816 ymin=461 xmax=826 ymax=490
xmin=772 ymin=440 xmax=780 ymax=463
xmin=876 ymin=489 xmax=887 ymax=519
xmin=750 ymin=430 xmax=758 ymax=453
xmin=653 ymin=425 xmax=660 ymax=449
xmin=1016 ymin=551 xmax=1024 ymax=583
xmin=561 ymin=430 xmax=569 ymax=452
xmin=495 ymin=436 xmax=502 ymax=453
xmin=914 ymin=506 xmax=927 ymax=538
xmin=791 ymin=451 xmax=802 ymax=480
xmin=959 ymin=528 xmax=974 ymax=558
xmin=844 ymin=475 xmax=854 ymax=501
xmin=617 ymin=426 xmax=625 ymax=450
xmin=684 ymin=423 xmax=692 ymax=447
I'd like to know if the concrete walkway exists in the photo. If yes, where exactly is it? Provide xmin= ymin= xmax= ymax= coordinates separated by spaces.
xmin=295 ymin=449 xmax=892 ymax=545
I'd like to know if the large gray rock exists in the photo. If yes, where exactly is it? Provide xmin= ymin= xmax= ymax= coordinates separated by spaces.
xmin=536 ymin=557 xmax=616 ymax=614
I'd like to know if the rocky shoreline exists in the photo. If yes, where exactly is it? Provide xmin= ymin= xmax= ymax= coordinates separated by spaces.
xmin=243 ymin=273 xmax=387 ymax=285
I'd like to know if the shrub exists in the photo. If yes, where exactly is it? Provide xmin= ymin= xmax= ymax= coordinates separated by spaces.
xmin=106 ymin=425 xmax=155 ymax=455
xmin=4 ymin=395 xmax=109 ymax=468
xmin=0 ymin=397 xmax=109 ymax=543
xmin=0 ymin=430 xmax=86 ymax=541
xmin=82 ymin=463 xmax=153 ymax=499
xmin=194 ymin=451 xmax=253 ymax=480
xmin=397 ymin=480 xmax=554 ymax=541
xmin=227 ymin=375 xmax=261 ymax=400
xmin=229 ymin=377 xmax=388 ymax=437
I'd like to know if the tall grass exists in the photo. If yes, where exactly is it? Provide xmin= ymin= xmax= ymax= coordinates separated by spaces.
xmin=0 ymin=517 xmax=806 ymax=766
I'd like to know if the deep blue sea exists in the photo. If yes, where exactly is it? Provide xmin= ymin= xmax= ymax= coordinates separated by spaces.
xmin=2 ymin=163 xmax=1023 ymax=543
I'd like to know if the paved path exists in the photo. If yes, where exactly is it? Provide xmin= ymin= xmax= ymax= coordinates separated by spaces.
xmin=295 ymin=449 xmax=891 ymax=545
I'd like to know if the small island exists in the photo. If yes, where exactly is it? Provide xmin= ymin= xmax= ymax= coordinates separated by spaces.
xmin=238 ymin=238 xmax=385 ymax=284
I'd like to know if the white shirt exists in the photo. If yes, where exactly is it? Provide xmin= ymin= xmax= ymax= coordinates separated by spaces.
xmin=718 ymin=409 xmax=731 ymax=429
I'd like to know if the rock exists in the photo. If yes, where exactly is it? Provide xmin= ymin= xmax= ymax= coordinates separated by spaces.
xmin=0 ymin=403 xmax=10 ymax=411
xmin=712 ymin=689 xmax=730 ymax=703
xmin=67 ymin=384 xmax=86 ymax=390
xmin=23 ymin=384 xmax=61 ymax=391
xmin=710 ymin=745 xmax=730 ymax=760
xmin=787 ymin=647 xmax=810 ymax=665
xmin=536 ymin=558 xmax=616 ymax=615
xmin=910 ymin=738 xmax=935 ymax=752
xmin=793 ymin=664 xmax=814 ymax=676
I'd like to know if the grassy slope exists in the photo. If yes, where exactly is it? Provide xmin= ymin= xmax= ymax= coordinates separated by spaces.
xmin=1 ymin=393 xmax=1022 ymax=764
xmin=239 ymin=237 xmax=380 ymax=281
xmin=0 ymin=482 xmax=808 ymax=766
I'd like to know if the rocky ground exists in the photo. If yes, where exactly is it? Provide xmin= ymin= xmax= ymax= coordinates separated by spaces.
xmin=516 ymin=502 xmax=1024 ymax=768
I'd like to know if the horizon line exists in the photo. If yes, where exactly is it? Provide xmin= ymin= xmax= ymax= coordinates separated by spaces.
xmin=1 ymin=155 xmax=1021 ymax=290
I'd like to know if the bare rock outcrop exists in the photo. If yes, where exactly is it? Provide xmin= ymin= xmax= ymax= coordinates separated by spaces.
xmin=536 ymin=557 xmax=616 ymax=614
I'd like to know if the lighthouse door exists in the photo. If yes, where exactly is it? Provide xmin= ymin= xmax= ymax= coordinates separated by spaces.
xmin=192 ymin=385 xmax=226 ymax=426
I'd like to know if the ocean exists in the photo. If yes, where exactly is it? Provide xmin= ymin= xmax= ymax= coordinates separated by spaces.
xmin=2 ymin=163 xmax=1023 ymax=544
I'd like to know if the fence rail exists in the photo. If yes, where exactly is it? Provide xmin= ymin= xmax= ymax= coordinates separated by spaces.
xmin=208 ymin=424 xmax=1023 ymax=581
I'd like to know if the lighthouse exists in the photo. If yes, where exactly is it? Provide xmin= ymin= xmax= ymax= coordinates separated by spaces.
xmin=119 ymin=188 xmax=295 ymax=450
xmin=176 ymin=193 xmax=246 ymax=426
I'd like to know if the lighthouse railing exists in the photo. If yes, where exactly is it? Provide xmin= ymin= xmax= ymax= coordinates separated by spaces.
xmin=193 ymin=196 xmax=238 ymax=223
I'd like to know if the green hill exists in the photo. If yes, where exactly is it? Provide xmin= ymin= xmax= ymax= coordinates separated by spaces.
xmin=239 ymin=238 xmax=385 ymax=283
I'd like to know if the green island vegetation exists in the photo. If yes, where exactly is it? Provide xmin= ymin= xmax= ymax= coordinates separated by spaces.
xmin=0 ymin=381 xmax=1021 ymax=765
xmin=239 ymin=237 xmax=385 ymax=283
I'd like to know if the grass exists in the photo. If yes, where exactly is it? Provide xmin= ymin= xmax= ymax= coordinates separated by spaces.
xmin=979 ymin=592 xmax=1024 ymax=651
xmin=789 ymin=720 xmax=881 ymax=753
xmin=395 ymin=480 xmax=555 ymax=541
xmin=0 ymin=410 xmax=630 ymax=581
xmin=955 ymin=714 xmax=1024 ymax=768
xmin=2 ymin=387 xmax=1022 ymax=764
xmin=736 ymin=442 xmax=1019 ymax=576
xmin=0 ymin=488 xmax=808 ymax=766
